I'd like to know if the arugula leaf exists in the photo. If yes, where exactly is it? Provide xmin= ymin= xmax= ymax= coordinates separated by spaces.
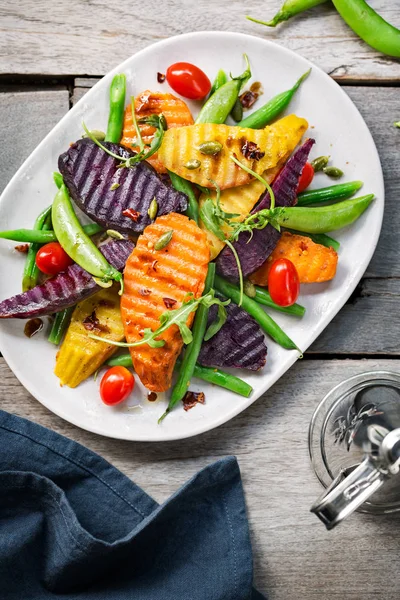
xmin=199 ymin=198 xmax=226 ymax=241
xmin=204 ymin=302 xmax=228 ymax=341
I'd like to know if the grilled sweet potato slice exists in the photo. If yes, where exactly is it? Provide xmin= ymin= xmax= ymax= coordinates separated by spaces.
xmin=158 ymin=115 xmax=308 ymax=189
xmin=120 ymin=91 xmax=194 ymax=174
xmin=250 ymin=232 xmax=338 ymax=285
xmin=121 ymin=213 xmax=210 ymax=392
xmin=54 ymin=286 xmax=124 ymax=388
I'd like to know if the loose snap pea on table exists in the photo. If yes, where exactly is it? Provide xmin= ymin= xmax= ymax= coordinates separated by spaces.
xmin=277 ymin=194 xmax=374 ymax=234
xmin=106 ymin=352 xmax=253 ymax=398
xmin=247 ymin=0 xmax=327 ymax=28
xmin=161 ymin=263 xmax=216 ymax=422
xmin=297 ymin=180 xmax=363 ymax=206
xmin=104 ymin=73 xmax=126 ymax=143
xmin=195 ymin=55 xmax=251 ymax=124
xmin=22 ymin=206 xmax=52 ymax=292
xmin=0 ymin=222 xmax=103 ymax=244
xmin=51 ymin=181 xmax=123 ymax=291
xmin=214 ymin=275 xmax=301 ymax=352
xmin=237 ymin=69 xmax=311 ymax=129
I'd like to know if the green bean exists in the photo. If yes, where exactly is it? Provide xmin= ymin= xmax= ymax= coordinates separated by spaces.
xmin=209 ymin=69 xmax=228 ymax=96
xmin=0 ymin=222 xmax=103 ymax=244
xmin=230 ymin=97 xmax=243 ymax=122
xmin=247 ymin=0 xmax=327 ymax=27
xmin=285 ymin=229 xmax=340 ymax=252
xmin=48 ymin=306 xmax=74 ymax=345
xmin=195 ymin=55 xmax=251 ymax=124
xmin=168 ymin=170 xmax=199 ymax=224
xmin=21 ymin=206 xmax=52 ymax=291
xmin=277 ymin=194 xmax=374 ymax=234
xmin=106 ymin=354 xmax=253 ymax=398
xmin=105 ymin=74 xmax=126 ymax=143
xmin=332 ymin=0 xmax=400 ymax=58
xmin=52 ymin=183 xmax=123 ymax=291
xmin=237 ymin=69 xmax=311 ymax=129
xmin=254 ymin=287 xmax=305 ymax=317
xmin=297 ymin=181 xmax=363 ymax=206
xmin=215 ymin=275 xmax=301 ymax=352
xmin=160 ymin=264 xmax=216 ymax=422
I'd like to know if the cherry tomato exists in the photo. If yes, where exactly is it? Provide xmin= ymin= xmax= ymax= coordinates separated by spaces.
xmin=297 ymin=162 xmax=315 ymax=194
xmin=100 ymin=366 xmax=135 ymax=406
xmin=35 ymin=242 xmax=74 ymax=275
xmin=166 ymin=62 xmax=211 ymax=100
xmin=268 ymin=258 xmax=300 ymax=307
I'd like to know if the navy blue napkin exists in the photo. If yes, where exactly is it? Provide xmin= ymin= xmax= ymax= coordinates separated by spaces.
xmin=0 ymin=409 xmax=265 ymax=599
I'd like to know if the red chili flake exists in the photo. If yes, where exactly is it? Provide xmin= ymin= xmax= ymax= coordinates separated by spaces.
xmin=182 ymin=391 xmax=205 ymax=411
xmin=122 ymin=209 xmax=141 ymax=222
xmin=147 ymin=392 xmax=158 ymax=402
xmin=151 ymin=260 xmax=158 ymax=271
xmin=139 ymin=288 xmax=151 ymax=296
xmin=241 ymin=140 xmax=265 ymax=161
xmin=15 ymin=244 xmax=29 ymax=253
xmin=239 ymin=90 xmax=258 ymax=110
xmin=82 ymin=311 xmax=110 ymax=334
xmin=157 ymin=72 xmax=166 ymax=83
xmin=163 ymin=297 xmax=177 ymax=309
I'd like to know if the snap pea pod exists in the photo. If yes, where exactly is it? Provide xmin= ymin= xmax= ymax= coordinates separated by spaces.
xmin=0 ymin=222 xmax=103 ymax=244
xmin=21 ymin=206 xmax=52 ymax=292
xmin=106 ymin=354 xmax=252 ymax=398
xmin=195 ymin=55 xmax=251 ymax=124
xmin=209 ymin=69 xmax=227 ymax=96
xmin=52 ymin=183 xmax=123 ymax=291
xmin=332 ymin=0 xmax=400 ymax=58
xmin=254 ymin=287 xmax=305 ymax=317
xmin=285 ymin=229 xmax=340 ymax=252
xmin=215 ymin=275 xmax=301 ymax=352
xmin=48 ymin=306 xmax=75 ymax=345
xmin=277 ymin=194 xmax=374 ymax=234
xmin=297 ymin=181 xmax=363 ymax=206
xmin=237 ymin=69 xmax=311 ymax=129
xmin=247 ymin=0 xmax=327 ymax=27
xmin=160 ymin=264 xmax=216 ymax=422
xmin=168 ymin=170 xmax=199 ymax=224
xmin=104 ymin=74 xmax=126 ymax=143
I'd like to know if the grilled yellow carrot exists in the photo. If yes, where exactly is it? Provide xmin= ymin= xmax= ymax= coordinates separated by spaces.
xmin=158 ymin=114 xmax=308 ymax=189
xmin=121 ymin=212 xmax=210 ymax=392
xmin=54 ymin=286 xmax=124 ymax=388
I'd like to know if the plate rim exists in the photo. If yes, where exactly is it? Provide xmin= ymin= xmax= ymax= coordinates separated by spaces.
xmin=0 ymin=31 xmax=384 ymax=441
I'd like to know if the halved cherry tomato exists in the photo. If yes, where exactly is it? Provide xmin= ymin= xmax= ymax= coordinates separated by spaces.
xmin=35 ymin=242 xmax=74 ymax=275
xmin=297 ymin=162 xmax=315 ymax=194
xmin=268 ymin=258 xmax=300 ymax=307
xmin=166 ymin=62 xmax=211 ymax=100
xmin=100 ymin=366 xmax=135 ymax=406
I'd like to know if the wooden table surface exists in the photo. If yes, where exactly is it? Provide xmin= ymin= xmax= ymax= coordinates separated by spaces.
xmin=0 ymin=2 xmax=399 ymax=598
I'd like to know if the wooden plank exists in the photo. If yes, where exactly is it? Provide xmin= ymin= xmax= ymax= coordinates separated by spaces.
xmin=0 ymin=1 xmax=399 ymax=81
xmin=1 ymin=356 xmax=399 ymax=599
xmin=0 ymin=90 xmax=69 ymax=193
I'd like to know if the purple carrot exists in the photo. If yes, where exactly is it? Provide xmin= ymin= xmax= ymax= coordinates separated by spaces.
xmin=0 ymin=239 xmax=134 ymax=319
xmin=58 ymin=139 xmax=187 ymax=234
xmin=216 ymin=138 xmax=315 ymax=281
xmin=198 ymin=301 xmax=267 ymax=371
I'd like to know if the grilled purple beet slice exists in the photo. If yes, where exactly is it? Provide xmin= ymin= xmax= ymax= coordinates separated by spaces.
xmin=216 ymin=138 xmax=315 ymax=281
xmin=0 ymin=239 xmax=134 ymax=319
xmin=198 ymin=302 xmax=267 ymax=371
xmin=58 ymin=139 xmax=187 ymax=233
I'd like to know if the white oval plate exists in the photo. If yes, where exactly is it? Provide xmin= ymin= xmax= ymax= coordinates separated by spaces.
xmin=0 ymin=32 xmax=383 ymax=441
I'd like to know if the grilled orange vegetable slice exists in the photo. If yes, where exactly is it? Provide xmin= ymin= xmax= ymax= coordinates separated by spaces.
xmin=158 ymin=114 xmax=308 ymax=189
xmin=121 ymin=212 xmax=210 ymax=392
xmin=249 ymin=232 xmax=338 ymax=285
xmin=54 ymin=286 xmax=124 ymax=388
xmin=120 ymin=90 xmax=194 ymax=174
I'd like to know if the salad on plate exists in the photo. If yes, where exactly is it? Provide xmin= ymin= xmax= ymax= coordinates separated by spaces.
xmin=0 ymin=55 xmax=374 ymax=422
